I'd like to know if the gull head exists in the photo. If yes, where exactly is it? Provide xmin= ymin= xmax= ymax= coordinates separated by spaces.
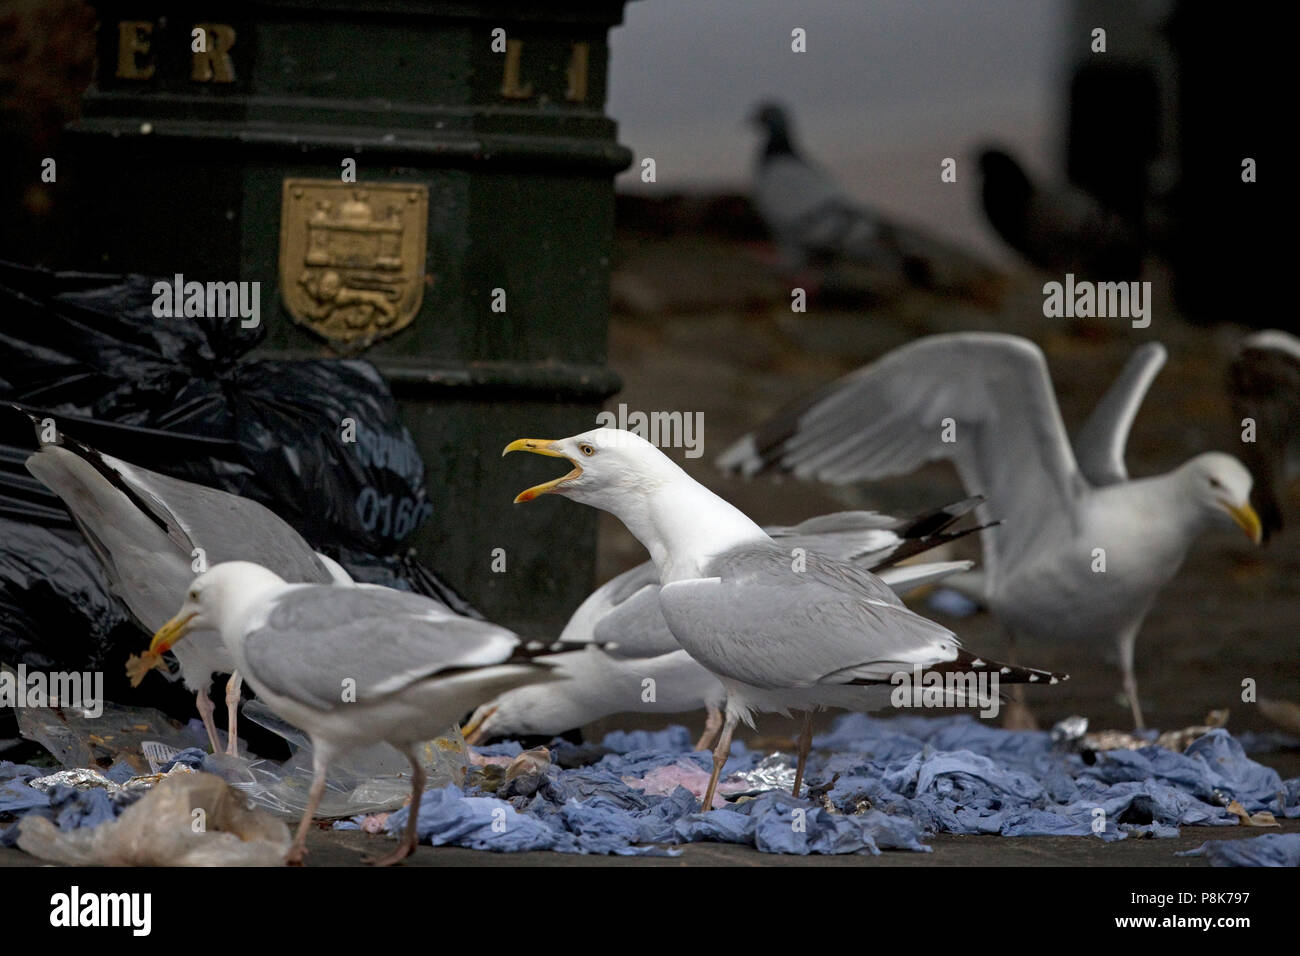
xmin=503 ymin=428 xmax=679 ymax=509
xmin=1182 ymin=453 xmax=1262 ymax=544
xmin=148 ymin=561 xmax=287 ymax=653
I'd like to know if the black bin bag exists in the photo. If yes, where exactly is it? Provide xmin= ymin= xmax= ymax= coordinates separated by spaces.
xmin=0 ymin=262 xmax=477 ymax=756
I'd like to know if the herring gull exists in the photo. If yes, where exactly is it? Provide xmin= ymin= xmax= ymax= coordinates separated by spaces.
xmin=464 ymin=503 xmax=982 ymax=749
xmin=504 ymin=429 xmax=1064 ymax=807
xmin=147 ymin=561 xmax=550 ymax=865
xmin=717 ymin=333 xmax=1262 ymax=728
xmin=26 ymin=437 xmax=342 ymax=754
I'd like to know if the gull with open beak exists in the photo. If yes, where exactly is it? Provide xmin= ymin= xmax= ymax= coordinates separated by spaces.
xmin=148 ymin=561 xmax=550 ymax=865
xmin=463 ymin=497 xmax=987 ymax=751
xmin=505 ymin=429 xmax=1065 ymax=809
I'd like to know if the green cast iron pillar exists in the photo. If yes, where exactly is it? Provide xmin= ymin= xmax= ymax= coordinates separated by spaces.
xmin=61 ymin=1 xmax=632 ymax=636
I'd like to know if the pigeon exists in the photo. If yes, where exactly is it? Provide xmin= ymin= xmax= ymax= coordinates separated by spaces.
xmin=978 ymin=147 xmax=1142 ymax=278
xmin=750 ymin=101 xmax=915 ymax=276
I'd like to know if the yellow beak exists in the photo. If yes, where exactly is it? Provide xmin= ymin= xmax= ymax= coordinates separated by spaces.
xmin=460 ymin=705 xmax=497 ymax=746
xmin=1222 ymin=499 xmax=1263 ymax=545
xmin=502 ymin=438 xmax=581 ymax=503
xmin=148 ymin=611 xmax=198 ymax=654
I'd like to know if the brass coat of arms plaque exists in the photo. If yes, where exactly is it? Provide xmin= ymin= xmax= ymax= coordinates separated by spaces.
xmin=279 ymin=179 xmax=427 ymax=349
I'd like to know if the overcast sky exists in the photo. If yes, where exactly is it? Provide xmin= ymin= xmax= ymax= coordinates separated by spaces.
xmin=608 ymin=0 xmax=1071 ymax=258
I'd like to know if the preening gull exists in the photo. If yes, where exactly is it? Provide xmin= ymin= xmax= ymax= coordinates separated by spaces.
xmin=147 ymin=561 xmax=550 ymax=865
xmin=504 ymin=430 xmax=1063 ymax=807
xmin=717 ymin=333 xmax=1262 ymax=729
xmin=26 ymin=438 xmax=341 ymax=754
xmin=464 ymin=502 xmax=982 ymax=748
xmin=1228 ymin=329 xmax=1300 ymax=540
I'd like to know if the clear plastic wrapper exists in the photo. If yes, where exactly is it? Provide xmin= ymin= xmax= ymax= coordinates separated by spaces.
xmin=16 ymin=696 xmax=469 ymax=819
xmin=17 ymin=772 xmax=291 ymax=866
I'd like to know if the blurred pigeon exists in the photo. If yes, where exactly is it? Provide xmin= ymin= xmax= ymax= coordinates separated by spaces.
xmin=1228 ymin=330 xmax=1300 ymax=540
xmin=749 ymin=102 xmax=915 ymax=276
xmin=977 ymin=147 xmax=1142 ymax=279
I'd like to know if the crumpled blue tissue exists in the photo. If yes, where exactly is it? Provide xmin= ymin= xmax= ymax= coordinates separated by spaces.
xmin=1178 ymin=832 xmax=1300 ymax=867
xmin=371 ymin=715 xmax=1297 ymax=855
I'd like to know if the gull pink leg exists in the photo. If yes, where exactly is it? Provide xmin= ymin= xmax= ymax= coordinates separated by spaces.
xmin=701 ymin=711 xmax=739 ymax=810
xmin=224 ymin=671 xmax=243 ymax=757
xmin=195 ymin=687 xmax=221 ymax=753
xmin=694 ymin=705 xmax=724 ymax=752
xmin=367 ymin=745 xmax=425 ymax=866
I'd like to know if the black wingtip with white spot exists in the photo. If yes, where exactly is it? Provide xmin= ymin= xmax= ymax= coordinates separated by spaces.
xmin=932 ymin=649 xmax=1068 ymax=685
xmin=512 ymin=639 xmax=616 ymax=661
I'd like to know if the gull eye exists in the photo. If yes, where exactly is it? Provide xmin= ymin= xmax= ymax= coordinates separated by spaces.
xmin=579 ymin=443 xmax=596 ymax=457
xmin=1209 ymin=477 xmax=1223 ymax=490
xmin=188 ymin=590 xmax=198 ymax=601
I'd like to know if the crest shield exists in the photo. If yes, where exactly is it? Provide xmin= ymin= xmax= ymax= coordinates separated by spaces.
xmin=279 ymin=179 xmax=427 ymax=349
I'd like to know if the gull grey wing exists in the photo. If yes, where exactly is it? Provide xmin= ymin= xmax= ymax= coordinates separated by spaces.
xmin=716 ymin=333 xmax=1085 ymax=592
xmin=768 ymin=499 xmax=986 ymax=571
xmin=241 ymin=585 xmax=519 ymax=711
xmin=765 ymin=511 xmax=904 ymax=565
xmin=658 ymin=545 xmax=960 ymax=691
xmin=557 ymin=560 xmax=659 ymax=645
xmin=26 ymin=445 xmax=195 ymax=630
xmin=27 ymin=443 xmax=335 ymax=630
xmin=591 ymin=583 xmax=680 ymax=659
xmin=102 ymin=452 xmax=333 ymax=583
xmin=1072 ymin=343 xmax=1166 ymax=486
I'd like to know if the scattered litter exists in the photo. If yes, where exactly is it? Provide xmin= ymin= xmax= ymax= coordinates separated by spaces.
xmin=28 ymin=762 xmax=194 ymax=797
xmin=501 ymin=747 xmax=552 ymax=799
xmin=1224 ymin=800 xmax=1279 ymax=828
xmin=1178 ymin=833 xmax=1300 ymax=867
xmin=14 ymin=698 xmax=205 ymax=774
xmin=197 ymin=699 xmax=468 ymax=819
xmin=618 ymin=757 xmax=748 ymax=808
xmin=9 ymin=695 xmax=468 ymax=822
xmin=17 ymin=772 xmax=290 ymax=866
xmin=726 ymin=752 xmax=800 ymax=798
xmin=354 ymin=714 xmax=1298 ymax=855
xmin=1050 ymin=711 xmax=1231 ymax=761
xmin=7 ymin=713 xmax=1298 ymax=858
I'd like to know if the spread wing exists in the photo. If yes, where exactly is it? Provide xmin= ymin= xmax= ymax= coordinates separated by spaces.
xmin=1072 ymin=343 xmax=1166 ymax=486
xmin=717 ymin=333 xmax=1087 ymax=592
